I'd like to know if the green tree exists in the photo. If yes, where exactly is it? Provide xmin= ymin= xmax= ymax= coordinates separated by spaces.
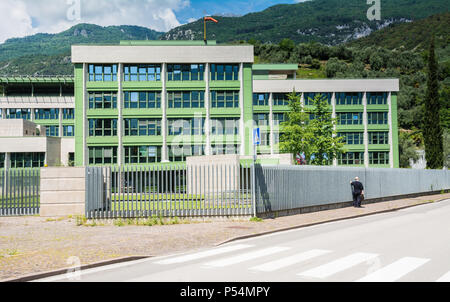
xmin=423 ymin=36 xmax=444 ymax=169
xmin=308 ymin=94 xmax=345 ymax=165
xmin=399 ymin=131 xmax=420 ymax=168
xmin=279 ymin=90 xmax=314 ymax=164
xmin=279 ymin=38 xmax=295 ymax=52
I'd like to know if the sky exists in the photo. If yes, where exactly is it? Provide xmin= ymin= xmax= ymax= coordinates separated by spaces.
xmin=0 ymin=0 xmax=310 ymax=43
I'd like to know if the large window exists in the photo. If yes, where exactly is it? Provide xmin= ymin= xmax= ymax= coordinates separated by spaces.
xmin=367 ymin=92 xmax=388 ymax=105
xmin=253 ymin=93 xmax=269 ymax=106
xmin=35 ymin=109 xmax=59 ymax=120
xmin=210 ymin=64 xmax=239 ymax=81
xmin=211 ymin=91 xmax=239 ymax=108
xmin=254 ymin=113 xmax=269 ymax=126
xmin=168 ymin=145 xmax=204 ymax=162
xmin=88 ymin=147 xmax=117 ymax=165
xmin=273 ymin=93 xmax=290 ymax=106
xmin=124 ymin=91 xmax=161 ymax=109
xmin=88 ymin=92 xmax=117 ymax=109
xmin=369 ymin=132 xmax=389 ymax=144
xmin=63 ymin=125 xmax=75 ymax=137
xmin=6 ymin=109 xmax=31 ymax=120
xmin=338 ymin=152 xmax=364 ymax=165
xmin=88 ymin=64 xmax=118 ymax=82
xmin=124 ymin=146 xmax=161 ymax=164
xmin=167 ymin=64 xmax=204 ymax=81
xmin=304 ymin=93 xmax=332 ymax=106
xmin=45 ymin=126 xmax=59 ymax=137
xmin=368 ymin=112 xmax=388 ymax=125
xmin=168 ymin=91 xmax=204 ymax=109
xmin=168 ymin=118 xmax=205 ymax=136
xmin=337 ymin=113 xmax=363 ymax=125
xmin=369 ymin=152 xmax=390 ymax=165
xmin=63 ymin=109 xmax=74 ymax=120
xmin=10 ymin=153 xmax=45 ymax=168
xmin=211 ymin=118 xmax=239 ymax=135
xmin=211 ymin=144 xmax=240 ymax=155
xmin=124 ymin=119 xmax=161 ymax=136
xmin=336 ymin=92 xmax=363 ymax=105
xmin=338 ymin=132 xmax=364 ymax=145
xmin=88 ymin=119 xmax=118 ymax=137
xmin=124 ymin=64 xmax=161 ymax=82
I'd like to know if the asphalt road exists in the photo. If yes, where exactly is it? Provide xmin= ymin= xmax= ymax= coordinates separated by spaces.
xmin=37 ymin=199 xmax=450 ymax=282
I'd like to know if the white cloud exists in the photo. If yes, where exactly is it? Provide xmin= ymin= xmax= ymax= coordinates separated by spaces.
xmin=0 ymin=0 xmax=190 ymax=43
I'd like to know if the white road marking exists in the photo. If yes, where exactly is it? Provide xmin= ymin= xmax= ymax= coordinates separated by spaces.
xmin=249 ymin=249 xmax=332 ymax=272
xmin=357 ymin=257 xmax=430 ymax=282
xmin=297 ymin=252 xmax=379 ymax=279
xmin=154 ymin=244 xmax=254 ymax=265
xmin=204 ymin=247 xmax=291 ymax=268
xmin=436 ymin=271 xmax=450 ymax=282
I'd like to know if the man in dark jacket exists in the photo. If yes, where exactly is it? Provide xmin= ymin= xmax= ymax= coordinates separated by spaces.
xmin=351 ymin=177 xmax=365 ymax=208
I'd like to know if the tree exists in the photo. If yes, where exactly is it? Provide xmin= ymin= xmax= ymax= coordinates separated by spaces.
xmin=399 ymin=131 xmax=420 ymax=168
xmin=279 ymin=90 xmax=314 ymax=164
xmin=423 ymin=35 xmax=444 ymax=169
xmin=308 ymin=94 xmax=345 ymax=165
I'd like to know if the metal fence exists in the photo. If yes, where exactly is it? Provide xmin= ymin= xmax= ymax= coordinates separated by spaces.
xmin=254 ymin=165 xmax=450 ymax=214
xmin=86 ymin=163 xmax=254 ymax=219
xmin=0 ymin=168 xmax=40 ymax=216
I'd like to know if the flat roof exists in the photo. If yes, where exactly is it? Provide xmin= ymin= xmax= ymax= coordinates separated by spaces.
xmin=120 ymin=40 xmax=217 ymax=46
xmin=252 ymin=64 xmax=299 ymax=71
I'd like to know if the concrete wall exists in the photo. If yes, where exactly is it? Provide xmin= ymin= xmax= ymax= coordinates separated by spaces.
xmin=0 ymin=119 xmax=39 ymax=137
xmin=40 ymin=167 xmax=85 ymax=217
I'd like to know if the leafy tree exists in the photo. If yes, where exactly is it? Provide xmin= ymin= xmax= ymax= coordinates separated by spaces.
xmin=399 ymin=131 xmax=420 ymax=168
xmin=423 ymin=35 xmax=444 ymax=169
xmin=311 ymin=59 xmax=321 ymax=69
xmin=279 ymin=38 xmax=295 ymax=52
xmin=325 ymin=57 xmax=347 ymax=78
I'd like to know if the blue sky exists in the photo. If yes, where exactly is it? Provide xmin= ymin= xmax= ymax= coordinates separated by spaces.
xmin=0 ymin=0 xmax=308 ymax=43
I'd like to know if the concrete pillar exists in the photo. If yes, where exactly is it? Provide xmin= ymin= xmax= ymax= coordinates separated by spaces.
xmin=58 ymin=108 xmax=63 ymax=138
xmin=332 ymin=92 xmax=338 ymax=167
xmin=388 ymin=92 xmax=394 ymax=168
xmin=161 ymin=63 xmax=169 ymax=162
xmin=205 ymin=63 xmax=211 ymax=156
xmin=82 ymin=63 xmax=88 ymax=166
xmin=239 ymin=63 xmax=245 ymax=156
xmin=117 ymin=63 xmax=124 ymax=166
xmin=269 ymin=93 xmax=274 ymax=155
xmin=363 ymin=92 xmax=369 ymax=168
xmin=4 ymin=152 xmax=10 ymax=169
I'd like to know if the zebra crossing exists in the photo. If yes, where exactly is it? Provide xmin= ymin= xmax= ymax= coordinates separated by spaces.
xmin=152 ymin=244 xmax=450 ymax=282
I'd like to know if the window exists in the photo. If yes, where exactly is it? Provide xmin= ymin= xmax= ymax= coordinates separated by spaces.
xmin=88 ymin=147 xmax=117 ymax=165
xmin=304 ymin=93 xmax=332 ymax=106
xmin=88 ymin=64 xmax=117 ymax=82
xmin=45 ymin=126 xmax=59 ymax=137
xmin=273 ymin=113 xmax=288 ymax=126
xmin=63 ymin=125 xmax=75 ymax=137
xmin=336 ymin=92 xmax=363 ymax=105
xmin=338 ymin=152 xmax=364 ymax=165
xmin=6 ymin=109 xmax=31 ymax=120
xmin=167 ymin=64 xmax=204 ymax=81
xmin=35 ymin=109 xmax=59 ymax=120
xmin=88 ymin=92 xmax=117 ymax=109
xmin=63 ymin=109 xmax=74 ymax=120
xmin=168 ymin=145 xmax=205 ymax=162
xmin=167 ymin=91 xmax=204 ymax=108
xmin=0 ymin=153 xmax=4 ymax=169
xmin=124 ymin=64 xmax=161 ymax=81
xmin=211 ymin=118 xmax=239 ymax=135
xmin=253 ymin=114 xmax=269 ymax=126
xmin=211 ymin=144 xmax=240 ymax=155
xmin=168 ymin=119 xmax=205 ymax=136
xmin=124 ymin=146 xmax=161 ymax=164
xmin=338 ymin=132 xmax=364 ymax=145
xmin=367 ymin=92 xmax=388 ymax=105
xmin=368 ymin=112 xmax=388 ymax=125
xmin=124 ymin=119 xmax=161 ymax=136
xmin=210 ymin=64 xmax=239 ymax=81
xmin=369 ymin=152 xmax=390 ymax=165
xmin=88 ymin=119 xmax=118 ymax=137
xmin=369 ymin=132 xmax=389 ymax=144
xmin=10 ymin=153 xmax=45 ymax=168
xmin=253 ymin=93 xmax=269 ymax=106
xmin=124 ymin=91 xmax=161 ymax=109
xmin=273 ymin=93 xmax=290 ymax=106
xmin=337 ymin=113 xmax=363 ymax=125
xmin=211 ymin=91 xmax=239 ymax=108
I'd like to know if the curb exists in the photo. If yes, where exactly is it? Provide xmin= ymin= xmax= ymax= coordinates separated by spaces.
xmin=215 ymin=198 xmax=448 ymax=246
xmin=1 ymin=255 xmax=151 ymax=282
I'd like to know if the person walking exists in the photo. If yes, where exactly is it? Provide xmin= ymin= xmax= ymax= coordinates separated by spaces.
xmin=350 ymin=177 xmax=365 ymax=208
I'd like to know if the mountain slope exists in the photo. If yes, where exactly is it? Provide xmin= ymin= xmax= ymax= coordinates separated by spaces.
xmin=163 ymin=0 xmax=449 ymax=44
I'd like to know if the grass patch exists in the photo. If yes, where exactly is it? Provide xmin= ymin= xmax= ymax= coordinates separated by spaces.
xmin=249 ymin=217 xmax=263 ymax=222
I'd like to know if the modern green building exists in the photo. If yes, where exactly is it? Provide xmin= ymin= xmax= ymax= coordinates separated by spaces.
xmin=68 ymin=41 xmax=399 ymax=168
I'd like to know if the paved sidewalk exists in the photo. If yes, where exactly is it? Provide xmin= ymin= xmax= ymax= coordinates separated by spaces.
xmin=1 ymin=193 xmax=449 ymax=281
